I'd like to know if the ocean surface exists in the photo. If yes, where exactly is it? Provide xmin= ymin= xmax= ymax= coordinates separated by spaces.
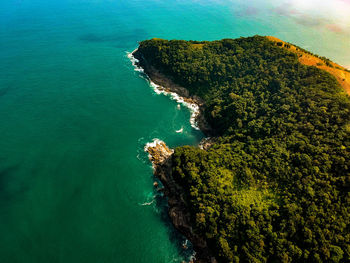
xmin=0 ymin=0 xmax=349 ymax=262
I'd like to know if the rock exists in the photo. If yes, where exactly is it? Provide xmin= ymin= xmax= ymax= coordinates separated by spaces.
xmin=145 ymin=139 xmax=215 ymax=263
xmin=135 ymin=47 xmax=217 ymax=262
xmin=146 ymin=140 xmax=173 ymax=166
xmin=133 ymin=49 xmax=213 ymax=136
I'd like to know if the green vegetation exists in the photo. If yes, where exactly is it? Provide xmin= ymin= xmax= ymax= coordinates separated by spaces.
xmin=137 ymin=36 xmax=350 ymax=262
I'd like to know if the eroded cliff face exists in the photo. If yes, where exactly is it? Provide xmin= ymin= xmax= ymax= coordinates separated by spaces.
xmin=146 ymin=141 xmax=173 ymax=166
xmin=133 ymin=49 xmax=212 ymax=135
xmin=136 ymin=45 xmax=216 ymax=263
xmin=145 ymin=140 xmax=216 ymax=263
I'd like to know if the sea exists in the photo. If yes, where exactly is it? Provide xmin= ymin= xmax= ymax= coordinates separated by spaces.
xmin=0 ymin=0 xmax=349 ymax=262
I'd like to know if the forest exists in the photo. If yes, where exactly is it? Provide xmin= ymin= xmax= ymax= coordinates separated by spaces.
xmin=137 ymin=36 xmax=350 ymax=262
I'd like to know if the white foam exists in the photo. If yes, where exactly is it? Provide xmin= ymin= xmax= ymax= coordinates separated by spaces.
xmin=127 ymin=49 xmax=144 ymax=73
xmin=128 ymin=48 xmax=200 ymax=130
xmin=144 ymin=138 xmax=174 ymax=170
xmin=190 ymin=251 xmax=197 ymax=262
xmin=148 ymin=78 xmax=200 ymax=130
xmin=139 ymin=199 xmax=155 ymax=206
xmin=183 ymin=239 xmax=188 ymax=247
xmin=144 ymin=138 xmax=164 ymax=153
xmin=175 ymin=127 xmax=183 ymax=133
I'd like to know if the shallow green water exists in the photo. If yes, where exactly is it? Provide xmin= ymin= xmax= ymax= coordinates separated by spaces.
xmin=0 ymin=0 xmax=349 ymax=262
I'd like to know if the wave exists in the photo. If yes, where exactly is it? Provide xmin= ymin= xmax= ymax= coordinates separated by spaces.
xmin=136 ymin=137 xmax=151 ymax=164
xmin=127 ymin=49 xmax=200 ymax=130
xmin=144 ymin=138 xmax=164 ymax=153
xmin=175 ymin=127 xmax=183 ymax=133
xmin=144 ymin=138 xmax=169 ymax=169
xmin=138 ymin=191 xmax=158 ymax=206
xmin=127 ymin=49 xmax=144 ymax=73
xmin=147 ymin=80 xmax=200 ymax=130
xmin=139 ymin=199 xmax=155 ymax=206
xmin=190 ymin=251 xmax=197 ymax=262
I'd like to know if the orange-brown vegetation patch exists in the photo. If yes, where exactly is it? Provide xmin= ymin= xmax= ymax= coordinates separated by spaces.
xmin=266 ymin=36 xmax=350 ymax=95
xmin=192 ymin=43 xmax=204 ymax=49
xmin=151 ymin=37 xmax=164 ymax=41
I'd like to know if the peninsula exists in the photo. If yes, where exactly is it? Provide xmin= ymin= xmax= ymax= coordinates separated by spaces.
xmin=133 ymin=36 xmax=350 ymax=263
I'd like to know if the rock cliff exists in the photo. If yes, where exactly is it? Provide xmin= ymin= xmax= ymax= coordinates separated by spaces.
xmin=145 ymin=140 xmax=216 ymax=263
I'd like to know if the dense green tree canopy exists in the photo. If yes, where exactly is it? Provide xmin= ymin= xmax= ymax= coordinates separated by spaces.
xmin=138 ymin=36 xmax=350 ymax=262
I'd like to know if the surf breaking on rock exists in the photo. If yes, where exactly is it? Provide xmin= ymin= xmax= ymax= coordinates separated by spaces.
xmin=127 ymin=49 xmax=201 ymax=130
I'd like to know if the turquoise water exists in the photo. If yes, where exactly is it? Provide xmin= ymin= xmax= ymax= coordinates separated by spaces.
xmin=0 ymin=0 xmax=349 ymax=262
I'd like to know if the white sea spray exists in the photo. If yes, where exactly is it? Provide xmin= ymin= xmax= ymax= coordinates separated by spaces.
xmin=139 ymin=198 xmax=155 ymax=206
xmin=147 ymin=78 xmax=200 ymax=130
xmin=175 ymin=127 xmax=183 ymax=133
xmin=128 ymin=49 xmax=200 ymax=130
xmin=144 ymin=138 xmax=164 ymax=153
xmin=127 ymin=49 xmax=144 ymax=73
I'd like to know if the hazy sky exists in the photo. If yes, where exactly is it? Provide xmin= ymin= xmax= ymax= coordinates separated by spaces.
xmin=272 ymin=0 xmax=350 ymax=35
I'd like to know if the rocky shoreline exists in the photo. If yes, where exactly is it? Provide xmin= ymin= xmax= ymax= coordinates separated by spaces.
xmin=131 ymin=49 xmax=217 ymax=262
xmin=132 ymin=49 xmax=212 ymax=135
xmin=145 ymin=140 xmax=217 ymax=263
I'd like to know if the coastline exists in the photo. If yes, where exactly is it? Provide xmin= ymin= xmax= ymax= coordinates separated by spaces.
xmin=144 ymin=139 xmax=216 ymax=263
xmin=128 ymin=48 xmax=212 ymax=135
xmin=129 ymin=48 xmax=216 ymax=263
